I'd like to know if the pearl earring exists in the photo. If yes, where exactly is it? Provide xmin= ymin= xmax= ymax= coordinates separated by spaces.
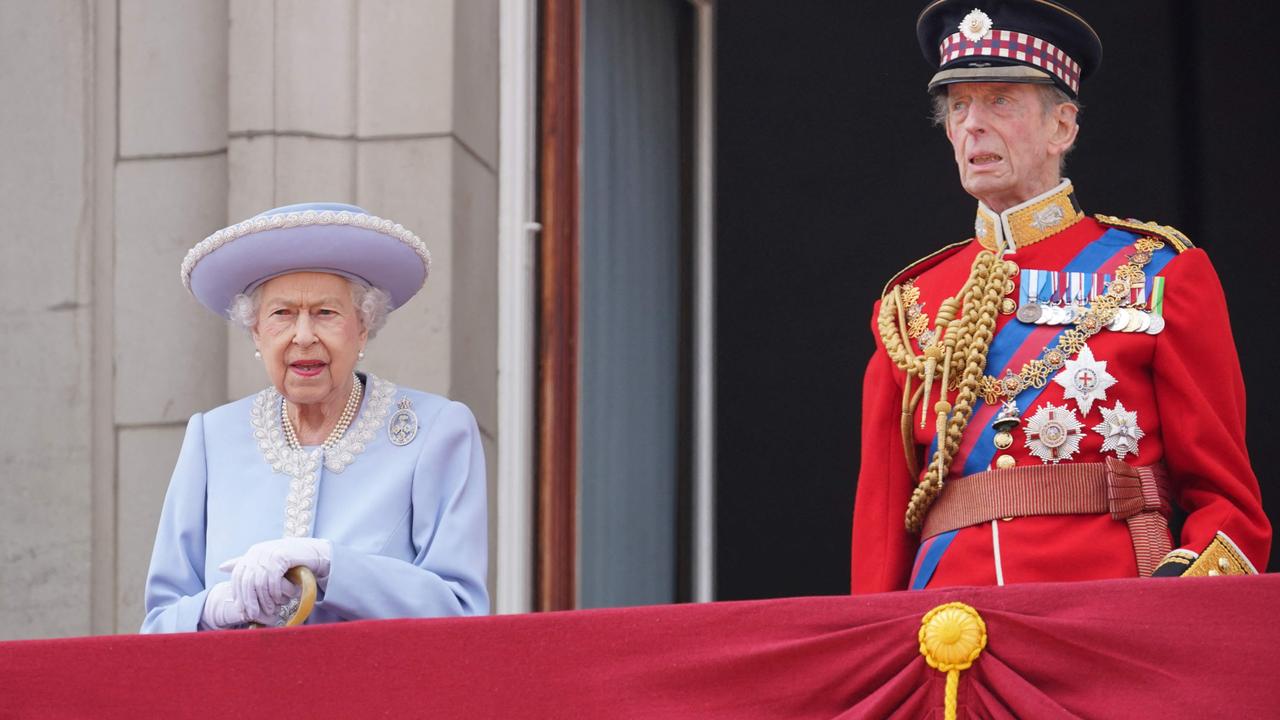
xmin=358 ymin=350 xmax=365 ymax=360
xmin=253 ymin=349 xmax=262 ymax=359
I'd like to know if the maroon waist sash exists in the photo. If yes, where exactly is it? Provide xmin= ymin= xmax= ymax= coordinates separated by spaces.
xmin=922 ymin=458 xmax=1172 ymax=576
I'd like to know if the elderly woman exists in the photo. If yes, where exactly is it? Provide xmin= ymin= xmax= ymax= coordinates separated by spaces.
xmin=141 ymin=202 xmax=488 ymax=632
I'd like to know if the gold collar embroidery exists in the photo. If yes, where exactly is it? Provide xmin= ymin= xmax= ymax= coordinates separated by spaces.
xmin=974 ymin=180 xmax=1084 ymax=253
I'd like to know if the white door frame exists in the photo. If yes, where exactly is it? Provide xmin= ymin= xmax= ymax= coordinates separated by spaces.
xmin=689 ymin=0 xmax=716 ymax=604
xmin=495 ymin=0 xmax=539 ymax=615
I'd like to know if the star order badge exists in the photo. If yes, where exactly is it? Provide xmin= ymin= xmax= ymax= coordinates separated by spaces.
xmin=1024 ymin=403 xmax=1084 ymax=464
xmin=1052 ymin=343 xmax=1116 ymax=417
xmin=388 ymin=397 xmax=419 ymax=446
xmin=1093 ymin=400 xmax=1145 ymax=460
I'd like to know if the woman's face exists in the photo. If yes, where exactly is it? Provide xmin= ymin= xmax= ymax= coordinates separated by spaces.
xmin=251 ymin=272 xmax=367 ymax=408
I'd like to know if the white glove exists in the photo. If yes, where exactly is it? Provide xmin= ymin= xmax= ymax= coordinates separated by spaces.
xmin=208 ymin=581 xmax=300 ymax=629
xmin=200 ymin=581 xmax=248 ymax=630
xmin=218 ymin=537 xmax=332 ymax=620
xmin=244 ymin=583 xmax=301 ymax=627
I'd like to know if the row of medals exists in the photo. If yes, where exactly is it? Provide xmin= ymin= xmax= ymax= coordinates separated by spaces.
xmin=1011 ymin=291 xmax=1165 ymax=334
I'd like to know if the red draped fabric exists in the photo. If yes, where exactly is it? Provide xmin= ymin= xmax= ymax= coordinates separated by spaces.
xmin=3 ymin=575 xmax=1276 ymax=719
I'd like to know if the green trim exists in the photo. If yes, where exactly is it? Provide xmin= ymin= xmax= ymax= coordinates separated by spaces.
xmin=1151 ymin=276 xmax=1165 ymax=316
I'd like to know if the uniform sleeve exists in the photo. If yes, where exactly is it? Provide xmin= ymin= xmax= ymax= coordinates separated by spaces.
xmin=851 ymin=301 xmax=921 ymax=593
xmin=141 ymin=413 xmax=212 ymax=633
xmin=319 ymin=401 xmax=490 ymax=619
xmin=1153 ymin=248 xmax=1271 ymax=570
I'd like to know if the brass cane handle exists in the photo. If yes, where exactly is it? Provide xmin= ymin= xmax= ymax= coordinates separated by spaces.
xmin=247 ymin=565 xmax=317 ymax=628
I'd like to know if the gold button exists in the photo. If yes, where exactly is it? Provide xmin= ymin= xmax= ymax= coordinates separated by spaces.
xmin=995 ymin=454 xmax=1016 ymax=470
xmin=1208 ymin=569 xmax=1220 ymax=577
xmin=1003 ymin=279 xmax=1016 ymax=295
xmin=1218 ymin=557 xmax=1231 ymax=572
xmin=1000 ymin=297 xmax=1017 ymax=315
xmin=1005 ymin=260 xmax=1019 ymax=276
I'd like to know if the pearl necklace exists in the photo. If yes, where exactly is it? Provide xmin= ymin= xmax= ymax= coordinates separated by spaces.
xmin=281 ymin=373 xmax=364 ymax=452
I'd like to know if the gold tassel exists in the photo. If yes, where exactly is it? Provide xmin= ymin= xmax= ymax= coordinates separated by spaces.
xmin=933 ymin=400 xmax=951 ymax=480
xmin=893 ymin=287 xmax=917 ymax=373
xmin=931 ymin=343 xmax=956 ymax=483
xmin=917 ymin=296 xmax=957 ymax=429
xmin=919 ymin=346 xmax=940 ymax=429
xmin=900 ymin=377 xmax=921 ymax=481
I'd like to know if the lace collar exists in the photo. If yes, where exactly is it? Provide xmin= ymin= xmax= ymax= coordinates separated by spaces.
xmin=249 ymin=373 xmax=397 ymax=475
xmin=249 ymin=374 xmax=397 ymax=538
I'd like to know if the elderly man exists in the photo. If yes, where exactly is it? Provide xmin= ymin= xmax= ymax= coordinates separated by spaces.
xmin=850 ymin=0 xmax=1270 ymax=593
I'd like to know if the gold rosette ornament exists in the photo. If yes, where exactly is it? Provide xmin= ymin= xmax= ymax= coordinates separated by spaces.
xmin=919 ymin=602 xmax=988 ymax=720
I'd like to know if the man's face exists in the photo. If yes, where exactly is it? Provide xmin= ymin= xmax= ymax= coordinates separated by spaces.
xmin=943 ymin=82 xmax=1075 ymax=212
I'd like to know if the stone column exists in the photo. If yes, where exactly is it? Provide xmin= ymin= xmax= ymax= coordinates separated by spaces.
xmin=0 ymin=1 xmax=99 ymax=640
xmin=0 ymin=0 xmax=229 ymax=639
xmin=113 ymin=0 xmax=230 ymax=632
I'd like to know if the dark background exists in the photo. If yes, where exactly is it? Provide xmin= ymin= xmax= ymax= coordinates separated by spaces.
xmin=713 ymin=1 xmax=1280 ymax=599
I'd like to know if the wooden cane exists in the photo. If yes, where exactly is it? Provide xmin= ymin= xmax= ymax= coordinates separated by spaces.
xmin=247 ymin=566 xmax=317 ymax=628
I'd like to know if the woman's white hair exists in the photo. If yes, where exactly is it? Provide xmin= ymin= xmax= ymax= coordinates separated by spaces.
xmin=227 ymin=279 xmax=392 ymax=340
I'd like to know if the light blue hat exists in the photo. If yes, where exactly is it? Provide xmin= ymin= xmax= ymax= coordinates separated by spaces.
xmin=181 ymin=202 xmax=431 ymax=317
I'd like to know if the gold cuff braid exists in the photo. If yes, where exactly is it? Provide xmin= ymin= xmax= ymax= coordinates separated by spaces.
xmin=1181 ymin=532 xmax=1259 ymax=577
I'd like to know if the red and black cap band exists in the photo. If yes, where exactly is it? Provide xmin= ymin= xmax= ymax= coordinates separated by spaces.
xmin=917 ymin=0 xmax=1102 ymax=98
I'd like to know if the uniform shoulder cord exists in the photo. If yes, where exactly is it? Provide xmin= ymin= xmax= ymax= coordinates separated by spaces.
xmin=878 ymin=251 xmax=1010 ymax=532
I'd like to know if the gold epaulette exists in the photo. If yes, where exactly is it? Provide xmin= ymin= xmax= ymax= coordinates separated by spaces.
xmin=881 ymin=240 xmax=972 ymax=298
xmin=1094 ymin=214 xmax=1194 ymax=253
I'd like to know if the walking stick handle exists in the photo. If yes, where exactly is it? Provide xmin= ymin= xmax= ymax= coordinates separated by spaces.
xmin=247 ymin=566 xmax=317 ymax=628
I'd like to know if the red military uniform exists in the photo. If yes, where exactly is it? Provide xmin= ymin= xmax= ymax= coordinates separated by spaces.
xmin=850 ymin=181 xmax=1271 ymax=593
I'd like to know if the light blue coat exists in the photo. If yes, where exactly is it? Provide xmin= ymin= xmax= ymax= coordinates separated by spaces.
xmin=141 ymin=374 xmax=488 ymax=633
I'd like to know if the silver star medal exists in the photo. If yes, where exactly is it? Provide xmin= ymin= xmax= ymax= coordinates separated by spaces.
xmin=1092 ymin=400 xmax=1145 ymax=460
xmin=1024 ymin=403 xmax=1085 ymax=464
xmin=388 ymin=397 xmax=418 ymax=446
xmin=1052 ymin=343 xmax=1116 ymax=417
xmin=959 ymin=9 xmax=994 ymax=42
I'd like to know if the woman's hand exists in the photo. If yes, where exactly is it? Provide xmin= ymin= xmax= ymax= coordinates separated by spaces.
xmin=219 ymin=538 xmax=332 ymax=620
xmin=200 ymin=581 xmax=249 ymax=630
